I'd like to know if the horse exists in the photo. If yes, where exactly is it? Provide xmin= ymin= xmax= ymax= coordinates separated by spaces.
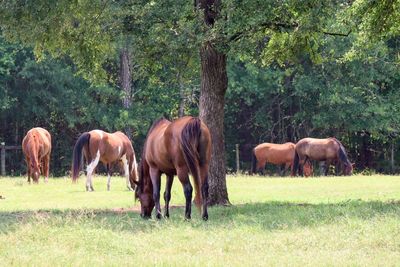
xmin=72 ymin=130 xmax=139 ymax=191
xmin=251 ymin=142 xmax=296 ymax=176
xmin=22 ymin=127 xmax=52 ymax=183
xmin=302 ymin=158 xmax=314 ymax=178
xmin=134 ymin=116 xmax=211 ymax=220
xmin=292 ymin=137 xmax=353 ymax=176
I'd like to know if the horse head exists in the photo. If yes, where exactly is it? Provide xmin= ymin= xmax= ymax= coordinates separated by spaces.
xmin=134 ymin=184 xmax=154 ymax=218
xmin=134 ymin=160 xmax=154 ymax=218
xmin=30 ymin=160 xmax=41 ymax=182
xmin=342 ymin=163 xmax=353 ymax=175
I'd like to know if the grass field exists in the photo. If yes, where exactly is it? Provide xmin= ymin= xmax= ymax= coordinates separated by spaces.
xmin=1 ymin=175 xmax=400 ymax=266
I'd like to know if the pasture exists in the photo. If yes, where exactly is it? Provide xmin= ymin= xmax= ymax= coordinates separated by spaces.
xmin=1 ymin=175 xmax=400 ymax=266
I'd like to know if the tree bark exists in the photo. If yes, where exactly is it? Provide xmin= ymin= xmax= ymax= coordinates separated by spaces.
xmin=178 ymin=73 xmax=186 ymax=117
xmin=120 ymin=47 xmax=133 ymax=139
xmin=199 ymin=42 xmax=230 ymax=206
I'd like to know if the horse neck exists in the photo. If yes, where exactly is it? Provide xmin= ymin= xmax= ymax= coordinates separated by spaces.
xmin=28 ymin=140 xmax=40 ymax=167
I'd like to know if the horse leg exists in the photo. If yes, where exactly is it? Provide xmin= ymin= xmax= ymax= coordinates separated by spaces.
xmin=106 ymin=163 xmax=112 ymax=191
xmin=164 ymin=174 xmax=174 ymax=218
xmin=335 ymin=161 xmax=341 ymax=176
xmin=283 ymin=163 xmax=291 ymax=177
xmin=200 ymin=168 xmax=209 ymax=221
xmin=122 ymin=155 xmax=133 ymax=191
xmin=278 ymin=164 xmax=285 ymax=176
xmin=43 ymin=154 xmax=50 ymax=183
xmin=298 ymin=158 xmax=305 ymax=177
xmin=86 ymin=150 xmax=100 ymax=191
xmin=25 ymin=156 xmax=31 ymax=184
xmin=177 ymin=168 xmax=192 ymax=220
xmin=324 ymin=160 xmax=331 ymax=176
xmin=258 ymin=161 xmax=266 ymax=176
xmin=149 ymin=167 xmax=162 ymax=219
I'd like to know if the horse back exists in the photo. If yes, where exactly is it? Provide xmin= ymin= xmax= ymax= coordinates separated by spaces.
xmin=296 ymin=138 xmax=339 ymax=160
xmin=254 ymin=142 xmax=295 ymax=164
xmin=22 ymin=127 xmax=51 ymax=158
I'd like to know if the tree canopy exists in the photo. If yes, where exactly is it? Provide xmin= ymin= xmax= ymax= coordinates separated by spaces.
xmin=0 ymin=0 xmax=399 ymax=179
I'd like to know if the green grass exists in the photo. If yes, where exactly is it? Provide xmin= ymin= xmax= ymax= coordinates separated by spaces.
xmin=1 ymin=175 xmax=400 ymax=266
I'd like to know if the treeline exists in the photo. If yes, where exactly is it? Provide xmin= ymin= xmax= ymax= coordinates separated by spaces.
xmin=1 ymin=32 xmax=399 ymax=176
xmin=0 ymin=1 xmax=399 ymax=177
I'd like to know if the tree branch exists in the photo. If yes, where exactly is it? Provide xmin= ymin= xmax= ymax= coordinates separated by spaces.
xmin=229 ymin=21 xmax=299 ymax=42
xmin=321 ymin=30 xmax=352 ymax=37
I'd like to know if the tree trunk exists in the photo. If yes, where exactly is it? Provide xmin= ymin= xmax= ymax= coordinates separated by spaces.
xmin=178 ymin=73 xmax=186 ymax=117
xmin=199 ymin=42 xmax=230 ymax=206
xmin=391 ymin=141 xmax=395 ymax=173
xmin=120 ymin=47 xmax=133 ymax=139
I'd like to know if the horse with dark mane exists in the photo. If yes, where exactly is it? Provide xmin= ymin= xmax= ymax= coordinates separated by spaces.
xmin=22 ymin=127 xmax=52 ymax=183
xmin=292 ymin=137 xmax=353 ymax=176
xmin=72 ymin=130 xmax=138 ymax=191
xmin=134 ymin=116 xmax=211 ymax=220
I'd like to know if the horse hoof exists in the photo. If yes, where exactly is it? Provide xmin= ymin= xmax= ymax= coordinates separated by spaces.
xmin=156 ymin=213 xmax=162 ymax=220
xmin=202 ymin=214 xmax=208 ymax=221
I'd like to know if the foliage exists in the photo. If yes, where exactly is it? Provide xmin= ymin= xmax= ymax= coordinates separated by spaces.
xmin=0 ymin=1 xmax=400 ymax=174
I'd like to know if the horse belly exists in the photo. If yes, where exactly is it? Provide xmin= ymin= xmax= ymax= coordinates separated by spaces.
xmin=267 ymin=149 xmax=293 ymax=165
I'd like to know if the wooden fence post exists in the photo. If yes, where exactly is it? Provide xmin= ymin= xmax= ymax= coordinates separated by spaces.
xmin=235 ymin=144 xmax=240 ymax=174
xmin=1 ymin=142 xmax=5 ymax=176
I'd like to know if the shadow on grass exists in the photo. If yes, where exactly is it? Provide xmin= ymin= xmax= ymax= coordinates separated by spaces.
xmin=1 ymin=200 xmax=400 ymax=234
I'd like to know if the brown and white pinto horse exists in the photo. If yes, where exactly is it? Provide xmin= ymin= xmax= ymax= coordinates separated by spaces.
xmin=134 ymin=116 xmax=211 ymax=220
xmin=72 ymin=130 xmax=138 ymax=191
xmin=22 ymin=127 xmax=52 ymax=183
xmin=292 ymin=137 xmax=353 ymax=176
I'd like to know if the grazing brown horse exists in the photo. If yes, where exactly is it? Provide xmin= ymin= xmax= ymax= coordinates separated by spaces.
xmin=302 ymin=158 xmax=313 ymax=178
xmin=292 ymin=137 xmax=353 ymax=176
xmin=22 ymin=127 xmax=52 ymax=183
xmin=72 ymin=130 xmax=138 ymax=191
xmin=134 ymin=116 xmax=211 ymax=220
xmin=251 ymin=142 xmax=296 ymax=175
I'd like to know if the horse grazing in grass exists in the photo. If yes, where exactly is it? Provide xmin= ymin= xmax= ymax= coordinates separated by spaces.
xmin=134 ymin=116 xmax=211 ymax=220
xmin=251 ymin=142 xmax=296 ymax=176
xmin=22 ymin=127 xmax=52 ymax=183
xmin=302 ymin=158 xmax=314 ymax=178
xmin=72 ymin=130 xmax=138 ymax=191
xmin=292 ymin=137 xmax=353 ymax=176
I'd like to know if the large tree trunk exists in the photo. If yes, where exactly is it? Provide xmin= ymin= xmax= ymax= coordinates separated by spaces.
xmin=199 ymin=42 xmax=230 ymax=206
xmin=120 ymin=47 xmax=133 ymax=139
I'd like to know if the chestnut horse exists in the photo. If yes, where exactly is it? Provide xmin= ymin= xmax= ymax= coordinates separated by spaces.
xmin=292 ymin=137 xmax=353 ymax=176
xmin=22 ymin=127 xmax=52 ymax=183
xmin=134 ymin=116 xmax=211 ymax=220
xmin=72 ymin=130 xmax=138 ymax=191
xmin=251 ymin=142 xmax=314 ymax=176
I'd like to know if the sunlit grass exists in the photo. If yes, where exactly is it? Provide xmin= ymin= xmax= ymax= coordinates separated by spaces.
xmin=1 ymin=174 xmax=400 ymax=266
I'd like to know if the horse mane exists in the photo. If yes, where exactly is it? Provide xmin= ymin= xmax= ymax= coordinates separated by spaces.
xmin=331 ymin=137 xmax=351 ymax=166
xmin=136 ymin=117 xmax=169 ymax=198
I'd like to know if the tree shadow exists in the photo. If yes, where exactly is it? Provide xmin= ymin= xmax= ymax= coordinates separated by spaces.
xmin=1 ymin=199 xmax=399 ymax=234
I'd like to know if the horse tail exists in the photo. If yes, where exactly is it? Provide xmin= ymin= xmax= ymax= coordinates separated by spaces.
xmin=72 ymin=132 xmax=90 ymax=182
xmin=251 ymin=148 xmax=257 ymax=175
xmin=292 ymin=150 xmax=299 ymax=176
xmin=181 ymin=117 xmax=203 ymax=209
